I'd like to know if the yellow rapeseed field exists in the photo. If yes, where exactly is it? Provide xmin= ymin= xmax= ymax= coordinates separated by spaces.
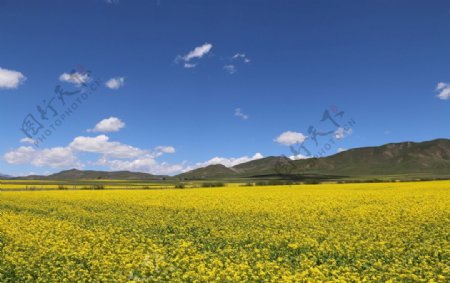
xmin=0 ymin=182 xmax=448 ymax=282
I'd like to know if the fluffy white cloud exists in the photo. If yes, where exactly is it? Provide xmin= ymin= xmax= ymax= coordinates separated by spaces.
xmin=5 ymin=134 xmax=179 ymax=174
xmin=69 ymin=135 xmax=145 ymax=158
xmin=69 ymin=135 xmax=175 ymax=160
xmin=234 ymin=108 xmax=249 ymax=120
xmin=4 ymin=146 xmax=36 ymax=164
xmin=105 ymin=77 xmax=125 ymax=90
xmin=32 ymin=147 xmax=79 ymax=168
xmin=436 ymin=82 xmax=450 ymax=100
xmin=59 ymin=72 xmax=89 ymax=86
xmin=275 ymin=131 xmax=307 ymax=146
xmin=4 ymin=146 xmax=79 ymax=168
xmin=96 ymin=156 xmax=184 ymax=175
xmin=185 ymin=153 xmax=264 ymax=171
xmin=88 ymin=117 xmax=125 ymax=133
xmin=94 ymin=145 xmax=177 ymax=174
xmin=5 ymin=135 xmax=267 ymax=176
xmin=183 ymin=43 xmax=213 ymax=62
xmin=224 ymin=65 xmax=237 ymax=74
xmin=0 ymin=67 xmax=26 ymax=89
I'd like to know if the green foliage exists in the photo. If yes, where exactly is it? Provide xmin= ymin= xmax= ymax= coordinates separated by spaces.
xmin=303 ymin=179 xmax=321 ymax=185
xmin=175 ymin=183 xmax=186 ymax=189
xmin=201 ymin=182 xmax=225 ymax=188
xmin=255 ymin=180 xmax=297 ymax=186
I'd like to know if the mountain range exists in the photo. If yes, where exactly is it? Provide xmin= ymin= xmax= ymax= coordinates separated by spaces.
xmin=0 ymin=174 xmax=11 ymax=179
xmin=4 ymin=138 xmax=450 ymax=180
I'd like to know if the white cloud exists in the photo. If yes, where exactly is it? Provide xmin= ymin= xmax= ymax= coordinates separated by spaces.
xmin=436 ymin=82 xmax=450 ymax=100
xmin=235 ymin=108 xmax=249 ymax=120
xmin=275 ymin=131 xmax=307 ymax=146
xmin=20 ymin=137 xmax=36 ymax=144
xmin=0 ymin=67 xmax=26 ymax=89
xmin=69 ymin=135 xmax=145 ymax=159
xmin=5 ymin=134 xmax=179 ymax=174
xmin=88 ymin=117 xmax=125 ymax=133
xmin=334 ymin=127 xmax=352 ymax=140
xmin=224 ymin=65 xmax=237 ymax=74
xmin=155 ymin=146 xmax=176 ymax=154
xmin=4 ymin=146 xmax=36 ymax=164
xmin=96 ymin=156 xmax=184 ymax=175
xmin=184 ymin=63 xmax=197 ymax=69
xmin=337 ymin=147 xmax=347 ymax=153
xmin=6 ymin=134 xmax=268 ymax=176
xmin=59 ymin=72 xmax=89 ymax=86
xmin=4 ymin=146 xmax=80 ymax=168
xmin=182 ymin=43 xmax=213 ymax=62
xmin=288 ymin=154 xmax=311 ymax=160
xmin=185 ymin=153 xmax=264 ymax=171
xmin=105 ymin=77 xmax=125 ymax=90
xmin=32 ymin=147 xmax=79 ymax=168
xmin=176 ymin=43 xmax=213 ymax=68
xmin=232 ymin=53 xmax=251 ymax=63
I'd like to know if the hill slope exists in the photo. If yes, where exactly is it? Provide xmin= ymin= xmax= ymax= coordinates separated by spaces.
xmin=0 ymin=174 xmax=11 ymax=179
xmin=17 ymin=169 xmax=167 ymax=180
xmin=12 ymin=139 xmax=450 ymax=180
xmin=179 ymin=139 xmax=450 ymax=179
xmin=290 ymin=138 xmax=450 ymax=175
xmin=178 ymin=164 xmax=239 ymax=179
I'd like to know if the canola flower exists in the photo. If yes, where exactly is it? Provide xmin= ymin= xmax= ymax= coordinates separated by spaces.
xmin=0 ymin=181 xmax=448 ymax=282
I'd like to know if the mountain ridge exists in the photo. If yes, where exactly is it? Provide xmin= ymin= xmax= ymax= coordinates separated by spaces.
xmin=179 ymin=138 xmax=450 ymax=179
xmin=15 ymin=169 xmax=167 ymax=180
xmin=11 ymin=138 xmax=450 ymax=180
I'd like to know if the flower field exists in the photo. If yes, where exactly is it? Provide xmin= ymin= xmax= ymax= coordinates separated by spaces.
xmin=0 ymin=182 xmax=448 ymax=282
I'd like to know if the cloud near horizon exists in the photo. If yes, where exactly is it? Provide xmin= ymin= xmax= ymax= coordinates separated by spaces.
xmin=182 ymin=153 xmax=264 ymax=172
xmin=3 ymin=134 xmax=178 ymax=173
xmin=4 ymin=136 xmax=264 ymax=175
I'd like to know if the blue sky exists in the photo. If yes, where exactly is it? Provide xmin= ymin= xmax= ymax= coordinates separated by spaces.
xmin=1 ymin=0 xmax=450 ymax=176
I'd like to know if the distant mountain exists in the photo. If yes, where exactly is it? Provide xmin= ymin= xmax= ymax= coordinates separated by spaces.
xmin=177 ymin=164 xmax=239 ymax=179
xmin=12 ymin=139 xmax=450 ymax=181
xmin=17 ymin=169 xmax=167 ymax=180
xmin=288 ymin=138 xmax=450 ymax=176
xmin=177 ymin=156 xmax=296 ymax=180
xmin=178 ymin=139 xmax=450 ymax=179
xmin=0 ymin=173 xmax=12 ymax=179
